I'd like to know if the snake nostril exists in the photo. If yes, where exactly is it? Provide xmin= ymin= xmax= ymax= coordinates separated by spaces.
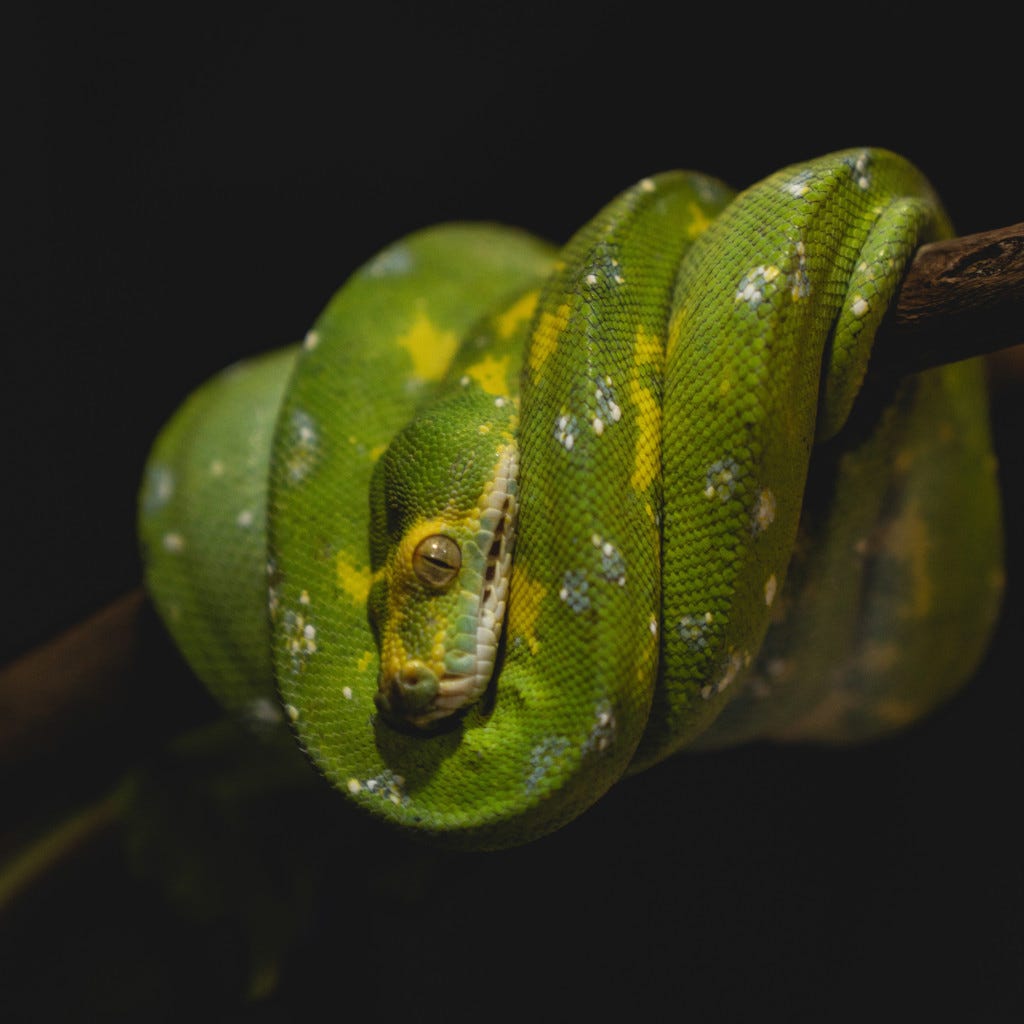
xmin=400 ymin=664 xmax=430 ymax=686
xmin=386 ymin=662 xmax=438 ymax=713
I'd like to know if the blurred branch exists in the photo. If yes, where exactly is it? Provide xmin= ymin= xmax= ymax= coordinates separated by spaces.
xmin=0 ymin=783 xmax=130 ymax=912
xmin=0 ymin=589 xmax=149 ymax=766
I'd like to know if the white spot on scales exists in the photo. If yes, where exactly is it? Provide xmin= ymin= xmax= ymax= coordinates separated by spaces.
xmin=554 ymin=413 xmax=578 ymax=451
xmin=162 ymin=532 xmax=186 ymax=553
xmin=735 ymin=265 xmax=781 ymax=307
xmin=701 ymin=650 xmax=748 ymax=700
xmin=752 ymin=488 xmax=776 ymax=534
xmin=146 ymin=466 xmax=174 ymax=507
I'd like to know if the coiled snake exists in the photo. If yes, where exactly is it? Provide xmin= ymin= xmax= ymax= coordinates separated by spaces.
xmin=138 ymin=149 xmax=1004 ymax=849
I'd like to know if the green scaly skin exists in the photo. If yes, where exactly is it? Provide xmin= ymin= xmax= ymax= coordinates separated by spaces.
xmin=138 ymin=150 xmax=1004 ymax=850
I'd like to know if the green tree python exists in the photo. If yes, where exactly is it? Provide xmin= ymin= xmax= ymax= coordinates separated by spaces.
xmin=137 ymin=149 xmax=1004 ymax=850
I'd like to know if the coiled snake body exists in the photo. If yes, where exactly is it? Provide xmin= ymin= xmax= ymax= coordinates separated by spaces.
xmin=139 ymin=149 xmax=1004 ymax=849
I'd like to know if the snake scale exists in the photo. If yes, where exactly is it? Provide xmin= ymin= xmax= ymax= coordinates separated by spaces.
xmin=138 ymin=149 xmax=1004 ymax=849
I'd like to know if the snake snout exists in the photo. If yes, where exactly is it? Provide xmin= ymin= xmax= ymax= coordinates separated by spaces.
xmin=375 ymin=661 xmax=439 ymax=722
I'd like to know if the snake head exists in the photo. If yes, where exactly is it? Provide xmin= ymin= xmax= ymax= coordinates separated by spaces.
xmin=368 ymin=388 xmax=518 ymax=731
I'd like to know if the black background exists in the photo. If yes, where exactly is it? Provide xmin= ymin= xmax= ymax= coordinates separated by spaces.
xmin=5 ymin=5 xmax=1022 ymax=1019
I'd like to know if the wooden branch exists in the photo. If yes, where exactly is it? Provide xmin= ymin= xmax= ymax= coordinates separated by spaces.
xmin=0 ymin=589 xmax=149 ymax=766
xmin=0 ymin=589 xmax=218 ymax=771
xmin=875 ymin=221 xmax=1024 ymax=377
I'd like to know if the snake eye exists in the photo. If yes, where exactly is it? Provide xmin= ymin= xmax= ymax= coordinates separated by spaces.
xmin=412 ymin=535 xmax=461 ymax=589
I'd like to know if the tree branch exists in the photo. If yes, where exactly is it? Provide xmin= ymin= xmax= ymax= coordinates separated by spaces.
xmin=875 ymin=221 xmax=1024 ymax=378
xmin=0 ymin=589 xmax=216 ymax=771
xmin=0 ymin=589 xmax=149 ymax=766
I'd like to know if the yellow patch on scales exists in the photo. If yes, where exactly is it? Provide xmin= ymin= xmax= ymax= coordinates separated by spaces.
xmin=508 ymin=569 xmax=547 ymax=655
xmin=496 ymin=290 xmax=539 ymax=339
xmin=465 ymin=354 xmax=511 ymax=395
xmin=528 ymin=302 xmax=571 ymax=377
xmin=630 ymin=325 xmax=663 ymax=492
xmin=336 ymin=549 xmax=373 ymax=604
xmin=397 ymin=308 xmax=458 ymax=381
